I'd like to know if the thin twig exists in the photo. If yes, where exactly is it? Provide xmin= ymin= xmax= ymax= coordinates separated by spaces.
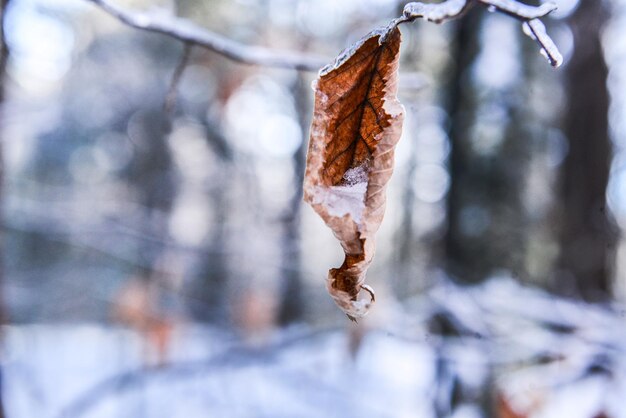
xmin=84 ymin=0 xmax=328 ymax=71
xmin=402 ymin=0 xmax=562 ymax=67
xmin=164 ymin=42 xmax=192 ymax=115
xmin=478 ymin=0 xmax=556 ymax=20
xmin=523 ymin=18 xmax=563 ymax=67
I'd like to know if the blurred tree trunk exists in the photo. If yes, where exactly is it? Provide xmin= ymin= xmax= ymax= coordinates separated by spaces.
xmin=444 ymin=10 xmax=485 ymax=283
xmin=192 ymin=175 xmax=230 ymax=323
xmin=555 ymin=0 xmax=616 ymax=301
xmin=393 ymin=1 xmax=421 ymax=297
xmin=0 ymin=0 xmax=7 ymax=322
xmin=395 ymin=113 xmax=418 ymax=296
xmin=277 ymin=74 xmax=309 ymax=324
xmin=0 ymin=1 xmax=8 ymax=416
xmin=194 ymin=121 xmax=232 ymax=323
xmin=132 ymin=112 xmax=177 ymax=271
xmin=445 ymin=10 xmax=535 ymax=284
xmin=183 ymin=75 xmax=234 ymax=323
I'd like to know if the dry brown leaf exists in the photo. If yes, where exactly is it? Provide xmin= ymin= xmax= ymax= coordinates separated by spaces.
xmin=303 ymin=25 xmax=404 ymax=320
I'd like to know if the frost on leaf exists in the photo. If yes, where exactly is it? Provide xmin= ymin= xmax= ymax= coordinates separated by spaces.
xmin=303 ymin=25 xmax=404 ymax=320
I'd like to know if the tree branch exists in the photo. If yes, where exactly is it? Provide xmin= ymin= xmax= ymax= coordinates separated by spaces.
xmin=523 ymin=18 xmax=562 ymax=67
xmin=478 ymin=0 xmax=556 ymax=20
xmin=84 ymin=0 xmax=329 ymax=71
xmin=402 ymin=0 xmax=563 ymax=67
xmin=164 ymin=42 xmax=192 ymax=115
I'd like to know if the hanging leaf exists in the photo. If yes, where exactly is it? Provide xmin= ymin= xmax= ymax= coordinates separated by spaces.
xmin=303 ymin=25 xmax=404 ymax=320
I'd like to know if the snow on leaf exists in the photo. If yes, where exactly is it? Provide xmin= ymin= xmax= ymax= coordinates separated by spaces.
xmin=303 ymin=24 xmax=404 ymax=320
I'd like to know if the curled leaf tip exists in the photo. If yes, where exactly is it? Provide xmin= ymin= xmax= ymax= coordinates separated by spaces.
xmin=328 ymin=276 xmax=376 ymax=320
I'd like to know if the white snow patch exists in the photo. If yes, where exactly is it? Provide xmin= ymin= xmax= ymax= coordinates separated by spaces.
xmin=313 ymin=164 xmax=369 ymax=223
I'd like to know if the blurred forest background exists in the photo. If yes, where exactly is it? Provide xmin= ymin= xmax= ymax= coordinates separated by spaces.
xmin=2 ymin=0 xmax=626 ymax=417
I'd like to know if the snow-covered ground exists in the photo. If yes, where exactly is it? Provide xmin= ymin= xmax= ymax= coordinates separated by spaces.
xmin=4 ymin=279 xmax=626 ymax=418
xmin=3 ymin=324 xmax=438 ymax=418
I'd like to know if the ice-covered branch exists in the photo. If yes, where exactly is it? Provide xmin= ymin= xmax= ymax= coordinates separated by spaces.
xmin=402 ymin=0 xmax=471 ymax=23
xmin=84 ymin=0 xmax=328 ymax=71
xmin=523 ymin=18 xmax=562 ymax=67
xmin=478 ymin=0 xmax=556 ymax=20
xmin=402 ymin=0 xmax=563 ymax=67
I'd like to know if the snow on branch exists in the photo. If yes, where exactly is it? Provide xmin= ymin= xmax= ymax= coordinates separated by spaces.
xmin=84 ymin=0 xmax=328 ymax=71
xmin=402 ymin=0 xmax=563 ymax=67
xmin=85 ymin=0 xmax=562 ymax=72
xmin=523 ymin=18 xmax=562 ymax=67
